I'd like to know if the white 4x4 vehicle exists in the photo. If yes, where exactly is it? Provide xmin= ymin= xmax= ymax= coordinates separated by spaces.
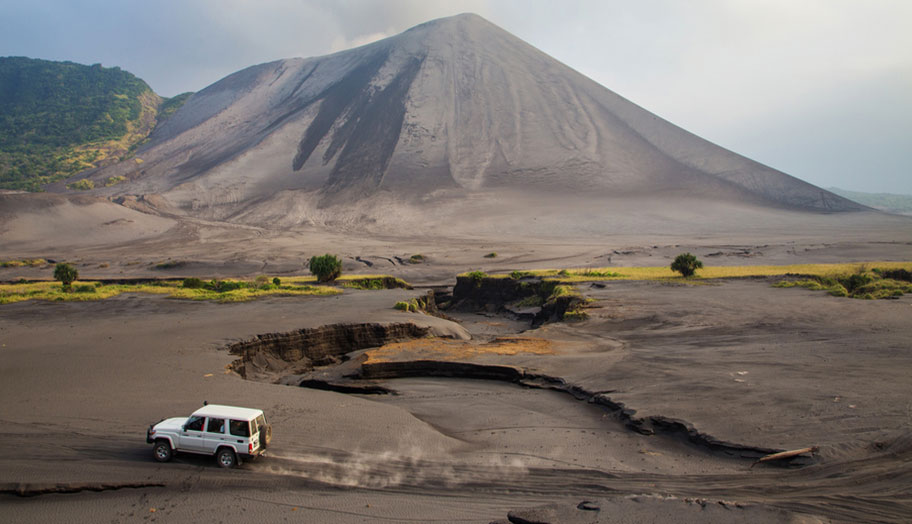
xmin=147 ymin=404 xmax=272 ymax=468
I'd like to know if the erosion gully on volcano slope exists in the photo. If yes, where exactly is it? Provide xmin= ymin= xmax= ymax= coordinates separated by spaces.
xmin=227 ymin=278 xmax=912 ymax=522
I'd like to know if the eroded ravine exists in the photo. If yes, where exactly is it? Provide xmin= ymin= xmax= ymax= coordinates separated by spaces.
xmin=220 ymin=279 xmax=912 ymax=522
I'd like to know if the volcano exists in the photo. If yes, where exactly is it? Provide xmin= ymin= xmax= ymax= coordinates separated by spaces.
xmin=58 ymin=14 xmax=866 ymax=235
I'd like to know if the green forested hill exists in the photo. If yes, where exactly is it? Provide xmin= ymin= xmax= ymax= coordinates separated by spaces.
xmin=0 ymin=57 xmax=190 ymax=191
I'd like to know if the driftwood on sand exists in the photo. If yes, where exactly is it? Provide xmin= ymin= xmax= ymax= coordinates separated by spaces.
xmin=751 ymin=446 xmax=819 ymax=468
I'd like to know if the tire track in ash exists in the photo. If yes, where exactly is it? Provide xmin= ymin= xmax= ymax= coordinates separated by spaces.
xmin=254 ymin=446 xmax=912 ymax=523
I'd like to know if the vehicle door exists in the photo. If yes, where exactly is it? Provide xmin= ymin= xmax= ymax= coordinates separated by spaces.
xmin=203 ymin=417 xmax=228 ymax=453
xmin=228 ymin=419 xmax=251 ymax=451
xmin=178 ymin=415 xmax=207 ymax=452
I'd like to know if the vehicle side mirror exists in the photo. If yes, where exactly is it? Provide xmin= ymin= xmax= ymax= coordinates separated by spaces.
xmin=181 ymin=425 xmax=186 ymax=431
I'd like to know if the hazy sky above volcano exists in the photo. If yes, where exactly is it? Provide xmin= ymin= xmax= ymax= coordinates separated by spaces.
xmin=2 ymin=0 xmax=910 ymax=193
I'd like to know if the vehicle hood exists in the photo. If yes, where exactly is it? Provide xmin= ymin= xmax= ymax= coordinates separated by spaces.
xmin=152 ymin=417 xmax=187 ymax=432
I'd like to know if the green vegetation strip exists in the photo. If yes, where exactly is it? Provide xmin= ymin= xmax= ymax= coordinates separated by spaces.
xmin=773 ymin=268 xmax=912 ymax=300
xmin=0 ymin=279 xmax=339 ymax=305
xmin=466 ymin=262 xmax=912 ymax=300
xmin=468 ymin=261 xmax=912 ymax=282
xmin=0 ymin=272 xmax=416 ymax=305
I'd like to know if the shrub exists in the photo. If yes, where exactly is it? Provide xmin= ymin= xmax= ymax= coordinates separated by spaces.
xmin=253 ymin=275 xmax=270 ymax=289
xmin=74 ymin=284 xmax=95 ymax=293
xmin=671 ymin=253 xmax=703 ymax=277
xmin=394 ymin=301 xmax=412 ymax=312
xmin=409 ymin=254 xmax=425 ymax=264
xmin=510 ymin=271 xmax=532 ymax=280
xmin=272 ymin=277 xmax=281 ymax=286
xmin=53 ymin=262 xmax=78 ymax=291
xmin=465 ymin=270 xmax=487 ymax=287
xmin=182 ymin=277 xmax=204 ymax=289
xmin=203 ymin=279 xmax=245 ymax=292
xmin=484 ymin=252 xmax=497 ymax=258
xmin=838 ymin=273 xmax=872 ymax=293
xmin=309 ymin=254 xmax=342 ymax=282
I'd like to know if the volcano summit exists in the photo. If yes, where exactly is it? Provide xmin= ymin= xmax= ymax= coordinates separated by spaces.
xmin=53 ymin=13 xmax=869 ymax=236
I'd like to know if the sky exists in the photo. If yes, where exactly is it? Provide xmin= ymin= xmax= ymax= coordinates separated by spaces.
xmin=1 ymin=0 xmax=910 ymax=194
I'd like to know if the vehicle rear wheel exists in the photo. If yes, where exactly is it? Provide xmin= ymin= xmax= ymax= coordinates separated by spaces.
xmin=217 ymin=447 xmax=237 ymax=468
xmin=153 ymin=440 xmax=172 ymax=462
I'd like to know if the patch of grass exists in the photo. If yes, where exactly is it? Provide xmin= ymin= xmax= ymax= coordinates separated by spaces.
xmin=562 ymin=308 xmax=589 ymax=321
xmin=409 ymin=254 xmax=425 ymax=264
xmin=484 ymin=252 xmax=498 ymax=258
xmin=66 ymin=178 xmax=95 ymax=191
xmin=104 ymin=175 xmax=126 ymax=187
xmin=577 ymin=269 xmax=621 ymax=278
xmin=510 ymin=270 xmax=532 ymax=280
xmin=539 ymin=281 xmax=580 ymax=299
xmin=773 ymin=264 xmax=912 ymax=300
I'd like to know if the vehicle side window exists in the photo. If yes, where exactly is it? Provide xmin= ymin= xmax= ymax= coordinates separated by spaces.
xmin=206 ymin=418 xmax=225 ymax=434
xmin=229 ymin=419 xmax=250 ymax=437
xmin=185 ymin=415 xmax=205 ymax=431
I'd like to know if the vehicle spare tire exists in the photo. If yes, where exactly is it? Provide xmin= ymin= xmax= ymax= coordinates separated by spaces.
xmin=262 ymin=424 xmax=272 ymax=448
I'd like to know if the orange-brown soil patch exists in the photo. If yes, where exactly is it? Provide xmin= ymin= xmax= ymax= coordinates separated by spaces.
xmin=364 ymin=336 xmax=555 ymax=364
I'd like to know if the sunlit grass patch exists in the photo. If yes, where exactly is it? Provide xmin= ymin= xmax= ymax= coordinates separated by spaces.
xmin=487 ymin=261 xmax=912 ymax=282
xmin=773 ymin=263 xmax=912 ymax=300
xmin=0 ymin=278 xmax=339 ymax=304
xmin=0 ymin=259 xmax=48 ymax=268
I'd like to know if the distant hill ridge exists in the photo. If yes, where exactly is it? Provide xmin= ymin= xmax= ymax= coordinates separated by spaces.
xmin=0 ymin=57 xmax=191 ymax=191
xmin=828 ymin=187 xmax=912 ymax=215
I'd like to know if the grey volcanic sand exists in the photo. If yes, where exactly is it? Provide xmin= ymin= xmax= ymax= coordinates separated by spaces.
xmin=2 ymin=276 xmax=911 ymax=522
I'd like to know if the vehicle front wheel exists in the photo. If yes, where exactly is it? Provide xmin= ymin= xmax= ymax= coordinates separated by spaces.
xmin=216 ymin=447 xmax=237 ymax=468
xmin=153 ymin=440 xmax=172 ymax=462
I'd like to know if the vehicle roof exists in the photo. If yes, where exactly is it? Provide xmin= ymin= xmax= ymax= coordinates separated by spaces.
xmin=190 ymin=404 xmax=264 ymax=420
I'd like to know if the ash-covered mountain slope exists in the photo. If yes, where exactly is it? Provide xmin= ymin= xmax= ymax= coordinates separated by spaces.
xmin=79 ymin=13 xmax=863 ymax=225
